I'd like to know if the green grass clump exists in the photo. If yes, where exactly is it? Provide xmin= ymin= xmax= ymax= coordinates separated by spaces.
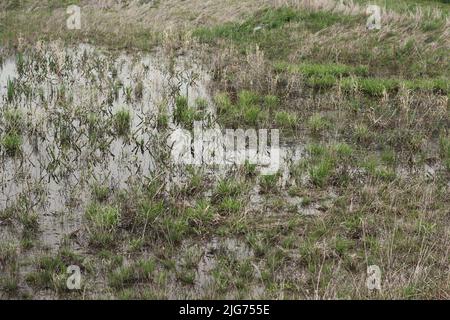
xmin=1 ymin=132 xmax=22 ymax=156
xmin=214 ymin=92 xmax=233 ymax=115
xmin=404 ymin=78 xmax=449 ymax=93
xmin=307 ymin=114 xmax=332 ymax=134
xmin=25 ymin=250 xmax=83 ymax=292
xmin=113 ymin=108 xmax=131 ymax=137
xmin=185 ymin=199 xmax=215 ymax=234
xmin=109 ymin=258 xmax=156 ymax=290
xmin=85 ymin=203 xmax=121 ymax=247
xmin=134 ymin=81 xmax=144 ymax=100
xmin=109 ymin=266 xmax=135 ymax=290
xmin=238 ymin=90 xmax=259 ymax=107
xmin=213 ymin=179 xmax=244 ymax=203
xmin=92 ymin=184 xmax=110 ymax=202
xmin=275 ymin=111 xmax=298 ymax=129
xmin=357 ymin=78 xmax=399 ymax=96
xmin=0 ymin=109 xmax=24 ymax=156
xmin=300 ymin=143 xmax=355 ymax=188
xmin=213 ymin=179 xmax=245 ymax=215
xmin=0 ymin=242 xmax=17 ymax=267
xmin=4 ymin=108 xmax=24 ymax=132
xmin=6 ymin=79 xmax=15 ymax=103
xmin=263 ymin=95 xmax=279 ymax=111
xmin=157 ymin=103 xmax=169 ymax=130
xmin=214 ymin=91 xmax=273 ymax=127
xmin=138 ymin=200 xmax=165 ymax=224
xmin=86 ymin=203 xmax=120 ymax=231
xmin=26 ymin=258 xmax=64 ymax=289
xmin=259 ymin=173 xmax=279 ymax=194
xmin=309 ymin=159 xmax=334 ymax=188
xmin=173 ymin=95 xmax=202 ymax=129
xmin=18 ymin=211 xmax=39 ymax=234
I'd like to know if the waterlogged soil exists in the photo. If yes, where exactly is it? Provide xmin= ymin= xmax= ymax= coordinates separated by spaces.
xmin=0 ymin=42 xmax=304 ymax=244
xmin=0 ymin=43 xmax=309 ymax=298
xmin=0 ymin=43 xmax=447 ymax=299
xmin=0 ymin=44 xmax=207 ymax=247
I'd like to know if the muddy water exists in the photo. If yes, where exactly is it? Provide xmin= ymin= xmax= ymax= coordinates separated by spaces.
xmin=0 ymin=43 xmax=215 ymax=251
xmin=0 ymin=43 xmax=307 ymax=254
xmin=1 ymin=42 xmax=445 ymax=257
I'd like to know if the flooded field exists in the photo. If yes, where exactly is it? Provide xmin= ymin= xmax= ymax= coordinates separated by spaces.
xmin=1 ymin=0 xmax=449 ymax=300
xmin=0 ymin=43 xmax=312 ymax=299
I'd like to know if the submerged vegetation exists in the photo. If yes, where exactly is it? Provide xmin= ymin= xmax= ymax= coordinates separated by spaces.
xmin=0 ymin=0 xmax=449 ymax=300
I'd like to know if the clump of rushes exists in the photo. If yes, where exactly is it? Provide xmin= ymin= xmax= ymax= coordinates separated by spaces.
xmin=238 ymin=91 xmax=267 ymax=126
xmin=16 ymin=53 xmax=24 ymax=76
xmin=1 ymin=132 xmax=22 ymax=156
xmin=173 ymin=95 xmax=202 ymax=129
xmin=109 ymin=258 xmax=156 ymax=290
xmin=92 ymin=184 xmax=110 ymax=202
xmin=113 ymin=108 xmax=131 ymax=137
xmin=263 ymin=95 xmax=279 ymax=111
xmin=4 ymin=108 xmax=24 ymax=132
xmin=1 ymin=108 xmax=24 ymax=156
xmin=157 ymin=102 xmax=169 ymax=130
xmin=0 ymin=242 xmax=17 ymax=267
xmin=6 ymin=79 xmax=15 ymax=103
xmin=215 ymin=91 xmax=274 ymax=127
xmin=137 ymin=199 xmax=165 ymax=225
xmin=85 ymin=203 xmax=121 ymax=247
xmin=195 ymin=97 xmax=208 ymax=111
xmin=275 ymin=111 xmax=297 ymax=129
xmin=217 ymin=197 xmax=242 ymax=214
xmin=25 ymin=250 xmax=83 ymax=292
xmin=212 ymin=178 xmax=243 ymax=203
xmin=307 ymin=113 xmax=331 ymax=135
xmin=259 ymin=173 xmax=280 ymax=194
xmin=185 ymin=199 xmax=215 ymax=234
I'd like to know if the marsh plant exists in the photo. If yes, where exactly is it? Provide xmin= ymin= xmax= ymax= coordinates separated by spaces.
xmin=113 ymin=108 xmax=131 ymax=137
xmin=0 ymin=0 xmax=449 ymax=300
xmin=85 ymin=203 xmax=121 ymax=247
